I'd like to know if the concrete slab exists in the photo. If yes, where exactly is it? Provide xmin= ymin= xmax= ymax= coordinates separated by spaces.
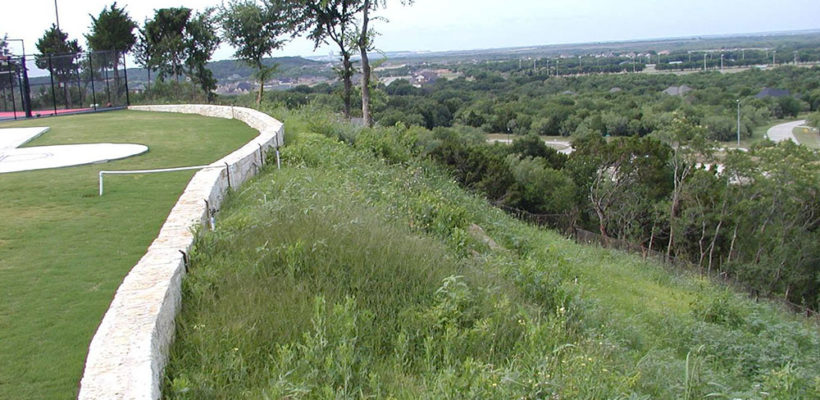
xmin=0 ymin=127 xmax=149 ymax=174
xmin=0 ymin=143 xmax=149 ymax=173
xmin=0 ymin=127 xmax=50 ymax=150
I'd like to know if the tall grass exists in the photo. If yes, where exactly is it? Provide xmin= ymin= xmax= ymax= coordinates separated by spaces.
xmin=164 ymin=107 xmax=819 ymax=399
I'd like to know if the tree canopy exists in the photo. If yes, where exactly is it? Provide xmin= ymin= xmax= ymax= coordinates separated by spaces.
xmin=85 ymin=2 xmax=137 ymax=54
xmin=219 ymin=0 xmax=293 ymax=104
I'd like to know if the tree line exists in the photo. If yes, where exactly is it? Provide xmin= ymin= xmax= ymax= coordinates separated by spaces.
xmin=281 ymin=63 xmax=820 ymax=142
xmin=26 ymin=0 xmax=413 ymax=124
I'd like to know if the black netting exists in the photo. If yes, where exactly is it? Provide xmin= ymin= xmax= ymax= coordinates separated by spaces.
xmin=1 ymin=50 xmax=129 ymax=121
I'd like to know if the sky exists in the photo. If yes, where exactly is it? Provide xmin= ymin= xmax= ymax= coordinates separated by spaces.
xmin=2 ymin=0 xmax=820 ymax=60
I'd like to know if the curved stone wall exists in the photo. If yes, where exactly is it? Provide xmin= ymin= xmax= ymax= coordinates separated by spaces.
xmin=78 ymin=105 xmax=283 ymax=400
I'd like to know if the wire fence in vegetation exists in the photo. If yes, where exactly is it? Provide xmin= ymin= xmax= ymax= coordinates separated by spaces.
xmin=500 ymin=204 xmax=819 ymax=319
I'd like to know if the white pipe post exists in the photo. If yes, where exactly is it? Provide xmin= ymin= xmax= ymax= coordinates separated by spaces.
xmin=99 ymin=171 xmax=104 ymax=196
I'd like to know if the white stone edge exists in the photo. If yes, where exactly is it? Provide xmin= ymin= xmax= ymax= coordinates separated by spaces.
xmin=77 ymin=105 xmax=283 ymax=400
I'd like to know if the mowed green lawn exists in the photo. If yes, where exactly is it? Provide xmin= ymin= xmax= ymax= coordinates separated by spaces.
xmin=0 ymin=110 xmax=257 ymax=399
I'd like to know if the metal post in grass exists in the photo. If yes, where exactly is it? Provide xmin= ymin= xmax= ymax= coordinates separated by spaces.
xmin=48 ymin=54 xmax=57 ymax=114
xmin=225 ymin=163 xmax=231 ymax=189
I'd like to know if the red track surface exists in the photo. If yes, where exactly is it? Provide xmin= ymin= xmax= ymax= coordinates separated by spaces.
xmin=0 ymin=108 xmax=93 ymax=119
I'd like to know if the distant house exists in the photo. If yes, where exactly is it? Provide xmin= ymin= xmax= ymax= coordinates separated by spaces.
xmin=663 ymin=85 xmax=693 ymax=96
xmin=609 ymin=87 xmax=622 ymax=93
xmin=755 ymin=88 xmax=790 ymax=99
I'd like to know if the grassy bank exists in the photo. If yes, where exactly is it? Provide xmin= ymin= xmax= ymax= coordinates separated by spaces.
xmin=164 ymin=108 xmax=818 ymax=399
xmin=0 ymin=110 xmax=257 ymax=399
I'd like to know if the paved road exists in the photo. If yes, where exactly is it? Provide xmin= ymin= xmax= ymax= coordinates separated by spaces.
xmin=487 ymin=138 xmax=574 ymax=154
xmin=767 ymin=120 xmax=805 ymax=144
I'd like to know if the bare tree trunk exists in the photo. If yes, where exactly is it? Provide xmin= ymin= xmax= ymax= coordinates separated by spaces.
xmin=342 ymin=54 xmax=352 ymax=118
xmin=707 ymin=195 xmax=728 ymax=274
xmin=256 ymin=76 xmax=264 ymax=105
xmin=698 ymin=219 xmax=708 ymax=271
xmin=667 ymin=186 xmax=679 ymax=258
xmin=359 ymin=0 xmax=373 ymax=127
xmin=728 ymin=224 xmax=738 ymax=263
xmin=707 ymin=219 xmax=723 ymax=275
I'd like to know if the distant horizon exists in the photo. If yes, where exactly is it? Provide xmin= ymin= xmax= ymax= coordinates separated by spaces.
xmin=236 ymin=28 xmax=820 ymax=63
xmin=10 ymin=27 xmax=820 ymax=61
xmin=3 ymin=0 xmax=819 ymax=61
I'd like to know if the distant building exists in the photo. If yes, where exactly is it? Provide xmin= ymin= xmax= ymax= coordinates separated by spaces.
xmin=663 ymin=85 xmax=693 ymax=96
xmin=609 ymin=87 xmax=622 ymax=93
xmin=755 ymin=88 xmax=790 ymax=99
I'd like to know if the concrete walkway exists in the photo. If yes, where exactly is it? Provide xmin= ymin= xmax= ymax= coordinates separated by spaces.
xmin=767 ymin=120 xmax=804 ymax=144
xmin=0 ymin=127 xmax=148 ymax=174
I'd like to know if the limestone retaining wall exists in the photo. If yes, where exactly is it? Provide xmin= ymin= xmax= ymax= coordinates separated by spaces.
xmin=77 ymin=105 xmax=283 ymax=400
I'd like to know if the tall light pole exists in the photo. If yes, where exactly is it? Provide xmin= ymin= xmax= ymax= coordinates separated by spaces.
xmin=736 ymin=99 xmax=741 ymax=147
xmin=6 ymin=38 xmax=32 ymax=118
xmin=54 ymin=0 xmax=61 ymax=29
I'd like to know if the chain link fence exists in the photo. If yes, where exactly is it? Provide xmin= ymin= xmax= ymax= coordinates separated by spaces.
xmin=1 ymin=50 xmax=129 ymax=121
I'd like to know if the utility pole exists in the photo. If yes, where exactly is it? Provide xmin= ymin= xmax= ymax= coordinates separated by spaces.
xmin=703 ymin=53 xmax=707 ymax=70
xmin=721 ymin=53 xmax=724 ymax=70
xmin=773 ymin=50 xmax=776 ymax=66
xmin=736 ymin=99 xmax=741 ymax=147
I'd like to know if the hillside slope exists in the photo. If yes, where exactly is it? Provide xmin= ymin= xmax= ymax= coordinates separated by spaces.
xmin=163 ymin=108 xmax=818 ymax=399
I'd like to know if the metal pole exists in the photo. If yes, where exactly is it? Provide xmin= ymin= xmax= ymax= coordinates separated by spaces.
xmin=99 ymin=171 xmax=104 ymax=196
xmin=17 ymin=61 xmax=25 ymax=118
xmin=54 ymin=0 xmax=61 ymax=30
xmin=122 ymin=53 xmax=130 ymax=106
xmin=8 ymin=64 xmax=17 ymax=119
xmin=736 ymin=99 xmax=741 ymax=147
xmin=103 ymin=54 xmax=111 ymax=105
xmin=48 ymin=54 xmax=57 ymax=114
xmin=75 ymin=61 xmax=82 ymax=106
xmin=19 ymin=51 xmax=32 ymax=117
xmin=89 ymin=53 xmax=97 ymax=110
